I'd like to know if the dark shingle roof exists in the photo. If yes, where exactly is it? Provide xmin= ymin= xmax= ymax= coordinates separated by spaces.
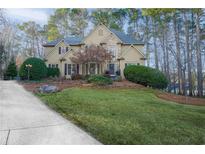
xmin=43 ymin=28 xmax=144 ymax=47
xmin=43 ymin=37 xmax=83 ymax=47
xmin=64 ymin=37 xmax=83 ymax=45
xmin=109 ymin=29 xmax=144 ymax=45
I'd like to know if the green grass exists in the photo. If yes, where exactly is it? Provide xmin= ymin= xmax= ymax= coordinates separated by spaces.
xmin=37 ymin=88 xmax=205 ymax=144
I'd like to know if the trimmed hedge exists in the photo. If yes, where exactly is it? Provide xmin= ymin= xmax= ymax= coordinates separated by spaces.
xmin=124 ymin=65 xmax=168 ymax=89
xmin=47 ymin=67 xmax=60 ymax=77
xmin=19 ymin=57 xmax=47 ymax=80
xmin=87 ymin=75 xmax=113 ymax=86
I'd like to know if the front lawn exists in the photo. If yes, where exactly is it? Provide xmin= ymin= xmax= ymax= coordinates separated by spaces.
xmin=38 ymin=88 xmax=205 ymax=144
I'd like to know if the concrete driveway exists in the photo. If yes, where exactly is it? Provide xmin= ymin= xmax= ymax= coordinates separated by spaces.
xmin=0 ymin=81 xmax=101 ymax=145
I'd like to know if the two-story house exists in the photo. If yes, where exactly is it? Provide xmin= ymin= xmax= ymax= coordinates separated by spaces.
xmin=43 ymin=24 xmax=145 ymax=79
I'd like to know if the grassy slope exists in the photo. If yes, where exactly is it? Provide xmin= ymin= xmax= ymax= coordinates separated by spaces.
xmin=38 ymin=88 xmax=205 ymax=144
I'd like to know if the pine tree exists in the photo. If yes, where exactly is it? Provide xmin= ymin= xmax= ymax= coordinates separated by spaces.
xmin=4 ymin=58 xmax=17 ymax=80
xmin=0 ymin=43 xmax=6 ymax=79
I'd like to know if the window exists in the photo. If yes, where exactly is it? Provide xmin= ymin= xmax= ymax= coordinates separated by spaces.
xmin=59 ymin=47 xmax=61 ymax=54
xmin=64 ymin=64 xmax=67 ymax=75
xmin=67 ymin=64 xmax=72 ymax=75
xmin=52 ymin=64 xmax=55 ymax=68
xmin=107 ymin=45 xmax=117 ymax=58
xmin=48 ymin=64 xmax=51 ymax=68
xmin=72 ymin=64 xmax=76 ymax=74
xmin=62 ymin=47 xmax=65 ymax=54
xmin=56 ymin=64 xmax=58 ymax=68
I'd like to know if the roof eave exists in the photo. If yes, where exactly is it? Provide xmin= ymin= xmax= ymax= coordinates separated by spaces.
xmin=69 ymin=43 xmax=84 ymax=46
xmin=122 ymin=43 xmax=144 ymax=45
xmin=42 ymin=44 xmax=55 ymax=47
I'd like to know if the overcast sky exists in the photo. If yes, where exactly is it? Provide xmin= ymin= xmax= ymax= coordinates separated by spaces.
xmin=6 ymin=8 xmax=54 ymax=25
xmin=5 ymin=8 xmax=127 ymax=34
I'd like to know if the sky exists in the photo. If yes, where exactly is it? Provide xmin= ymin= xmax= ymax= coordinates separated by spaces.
xmin=6 ymin=8 xmax=54 ymax=25
xmin=5 ymin=8 xmax=127 ymax=32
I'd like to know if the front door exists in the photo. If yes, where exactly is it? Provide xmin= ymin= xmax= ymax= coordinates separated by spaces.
xmin=89 ymin=63 xmax=96 ymax=74
xmin=109 ymin=64 xmax=115 ymax=75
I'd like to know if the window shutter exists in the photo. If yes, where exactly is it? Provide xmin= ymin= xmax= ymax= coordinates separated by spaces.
xmin=59 ymin=47 xmax=61 ymax=54
xmin=64 ymin=63 xmax=67 ymax=75
xmin=77 ymin=64 xmax=79 ymax=74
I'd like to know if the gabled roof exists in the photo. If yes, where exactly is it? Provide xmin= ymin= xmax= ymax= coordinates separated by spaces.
xmin=43 ymin=37 xmax=83 ymax=47
xmin=109 ymin=29 xmax=144 ymax=45
xmin=43 ymin=25 xmax=144 ymax=47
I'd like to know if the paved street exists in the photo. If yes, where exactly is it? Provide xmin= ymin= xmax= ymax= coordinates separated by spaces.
xmin=0 ymin=81 xmax=101 ymax=145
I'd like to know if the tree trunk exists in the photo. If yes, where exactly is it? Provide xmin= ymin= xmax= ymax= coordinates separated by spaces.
xmin=184 ymin=11 xmax=193 ymax=96
xmin=161 ymin=30 xmax=167 ymax=75
xmin=195 ymin=11 xmax=203 ymax=97
xmin=153 ymin=19 xmax=159 ymax=69
xmin=173 ymin=13 xmax=183 ymax=95
xmin=145 ymin=16 xmax=150 ymax=67
xmin=164 ymin=24 xmax=171 ymax=84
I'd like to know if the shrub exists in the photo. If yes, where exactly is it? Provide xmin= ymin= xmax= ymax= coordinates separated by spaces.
xmin=47 ymin=67 xmax=60 ymax=77
xmin=114 ymin=76 xmax=122 ymax=82
xmin=82 ymin=74 xmax=91 ymax=81
xmin=71 ymin=74 xmax=83 ymax=80
xmin=19 ymin=57 xmax=47 ymax=80
xmin=124 ymin=65 xmax=168 ymax=89
xmin=87 ymin=75 xmax=113 ymax=86
xmin=4 ymin=59 xmax=17 ymax=80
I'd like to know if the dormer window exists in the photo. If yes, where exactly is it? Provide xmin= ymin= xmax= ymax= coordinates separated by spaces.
xmin=59 ymin=47 xmax=61 ymax=54
xmin=98 ymin=29 xmax=103 ymax=36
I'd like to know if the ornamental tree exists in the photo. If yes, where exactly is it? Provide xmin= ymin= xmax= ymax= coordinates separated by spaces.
xmin=70 ymin=44 xmax=112 ymax=64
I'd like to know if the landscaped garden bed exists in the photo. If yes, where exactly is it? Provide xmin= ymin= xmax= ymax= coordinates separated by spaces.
xmin=19 ymin=79 xmax=144 ymax=93
xmin=156 ymin=91 xmax=205 ymax=106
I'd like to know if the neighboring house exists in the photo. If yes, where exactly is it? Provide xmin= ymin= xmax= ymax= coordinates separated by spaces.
xmin=43 ymin=24 xmax=145 ymax=79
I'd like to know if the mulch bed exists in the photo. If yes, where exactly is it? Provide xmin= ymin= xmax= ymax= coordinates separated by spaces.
xmin=156 ymin=91 xmax=205 ymax=106
xmin=19 ymin=79 xmax=85 ymax=93
xmin=19 ymin=79 xmax=144 ymax=93
xmin=19 ymin=79 xmax=205 ymax=106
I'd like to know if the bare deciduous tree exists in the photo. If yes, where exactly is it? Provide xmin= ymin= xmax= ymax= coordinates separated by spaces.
xmin=70 ymin=45 xmax=112 ymax=64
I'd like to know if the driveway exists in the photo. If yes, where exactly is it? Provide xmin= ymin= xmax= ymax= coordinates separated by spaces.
xmin=0 ymin=81 xmax=101 ymax=145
